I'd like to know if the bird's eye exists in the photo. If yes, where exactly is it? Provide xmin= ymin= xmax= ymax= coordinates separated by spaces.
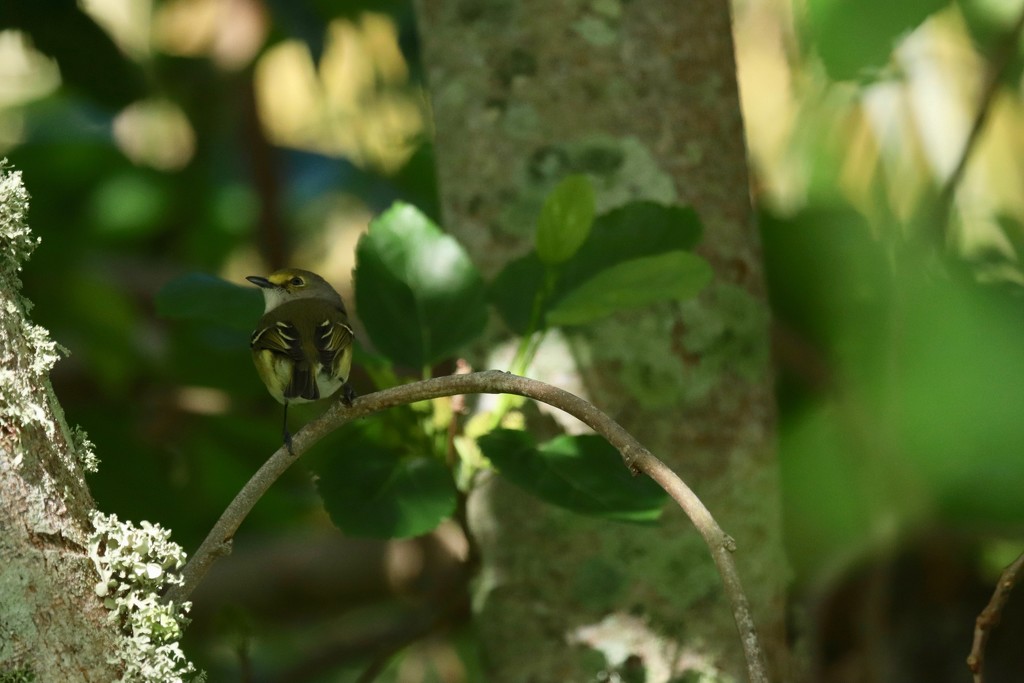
xmin=290 ymin=277 xmax=304 ymax=287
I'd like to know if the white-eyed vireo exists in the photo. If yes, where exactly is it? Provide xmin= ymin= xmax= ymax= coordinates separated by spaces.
xmin=246 ymin=268 xmax=355 ymax=450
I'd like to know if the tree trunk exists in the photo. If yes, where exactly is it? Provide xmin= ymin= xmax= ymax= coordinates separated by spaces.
xmin=413 ymin=1 xmax=787 ymax=680
xmin=0 ymin=166 xmax=120 ymax=681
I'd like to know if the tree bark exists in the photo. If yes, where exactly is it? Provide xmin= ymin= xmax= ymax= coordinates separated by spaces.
xmin=413 ymin=1 xmax=787 ymax=680
xmin=0 ymin=166 xmax=120 ymax=681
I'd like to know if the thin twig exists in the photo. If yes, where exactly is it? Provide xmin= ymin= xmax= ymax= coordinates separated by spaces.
xmin=167 ymin=370 xmax=770 ymax=683
xmin=934 ymin=5 xmax=1024 ymax=245
xmin=967 ymin=548 xmax=1024 ymax=682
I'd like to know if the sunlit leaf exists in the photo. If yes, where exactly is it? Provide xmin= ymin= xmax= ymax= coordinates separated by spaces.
xmin=536 ymin=174 xmax=595 ymax=265
xmin=354 ymin=202 xmax=487 ymax=368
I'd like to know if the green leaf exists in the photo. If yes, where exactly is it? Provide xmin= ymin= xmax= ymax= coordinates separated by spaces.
xmin=312 ymin=434 xmax=457 ymax=539
xmin=574 ymin=201 xmax=703 ymax=267
xmin=491 ymin=201 xmax=703 ymax=334
xmin=548 ymin=251 xmax=712 ymax=326
xmin=488 ymin=253 xmax=546 ymax=334
xmin=155 ymin=272 xmax=262 ymax=332
xmin=355 ymin=202 xmax=487 ymax=368
xmin=806 ymin=0 xmax=948 ymax=80
xmin=536 ymin=174 xmax=595 ymax=265
xmin=478 ymin=429 xmax=668 ymax=523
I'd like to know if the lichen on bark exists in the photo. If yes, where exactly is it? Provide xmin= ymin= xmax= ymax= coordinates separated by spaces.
xmin=1 ymin=161 xmax=194 ymax=682
xmin=0 ymin=160 xmax=121 ymax=681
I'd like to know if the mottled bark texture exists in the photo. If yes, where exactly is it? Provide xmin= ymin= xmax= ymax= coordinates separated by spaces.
xmin=413 ymin=1 xmax=786 ymax=680
xmin=0 ymin=167 xmax=119 ymax=681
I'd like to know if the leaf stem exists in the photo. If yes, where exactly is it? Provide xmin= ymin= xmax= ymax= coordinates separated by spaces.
xmin=490 ymin=266 xmax=559 ymax=427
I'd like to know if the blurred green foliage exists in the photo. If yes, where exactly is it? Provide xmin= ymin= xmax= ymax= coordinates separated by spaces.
xmin=764 ymin=203 xmax=1024 ymax=575
xmin=805 ymin=0 xmax=949 ymax=79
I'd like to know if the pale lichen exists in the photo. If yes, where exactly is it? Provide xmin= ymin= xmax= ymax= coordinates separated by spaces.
xmin=501 ymin=102 xmax=541 ymax=138
xmin=568 ymin=612 xmax=730 ymax=683
xmin=571 ymin=0 xmax=622 ymax=47
xmin=71 ymin=426 xmax=100 ymax=474
xmin=580 ymin=282 xmax=770 ymax=410
xmin=88 ymin=512 xmax=199 ymax=683
xmin=0 ymin=160 xmax=38 ymax=278
xmin=502 ymin=135 xmax=676 ymax=238
xmin=3 ymin=162 xmax=179 ymax=680
xmin=571 ymin=16 xmax=618 ymax=47
xmin=0 ymin=161 xmax=97 ymax=478
xmin=0 ymin=161 xmax=61 ymax=443
xmin=586 ymin=307 xmax=690 ymax=409
xmin=678 ymin=281 xmax=771 ymax=385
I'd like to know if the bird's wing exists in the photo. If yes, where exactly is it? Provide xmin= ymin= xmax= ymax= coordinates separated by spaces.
xmin=251 ymin=320 xmax=304 ymax=362
xmin=314 ymin=315 xmax=354 ymax=372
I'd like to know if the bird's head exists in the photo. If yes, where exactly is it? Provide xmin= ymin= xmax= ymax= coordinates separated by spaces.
xmin=246 ymin=268 xmax=343 ymax=312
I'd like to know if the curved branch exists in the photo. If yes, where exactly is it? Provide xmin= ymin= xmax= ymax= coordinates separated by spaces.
xmin=168 ymin=370 xmax=770 ymax=683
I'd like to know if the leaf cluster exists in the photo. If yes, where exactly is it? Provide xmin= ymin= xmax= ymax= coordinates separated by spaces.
xmin=159 ymin=177 xmax=711 ymax=539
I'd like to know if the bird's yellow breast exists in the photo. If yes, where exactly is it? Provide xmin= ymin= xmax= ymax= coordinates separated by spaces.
xmin=252 ymin=349 xmax=349 ymax=404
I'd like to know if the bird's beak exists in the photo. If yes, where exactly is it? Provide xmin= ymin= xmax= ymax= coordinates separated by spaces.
xmin=246 ymin=275 xmax=275 ymax=289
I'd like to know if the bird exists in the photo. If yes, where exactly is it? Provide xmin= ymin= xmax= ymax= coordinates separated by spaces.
xmin=246 ymin=268 xmax=355 ymax=452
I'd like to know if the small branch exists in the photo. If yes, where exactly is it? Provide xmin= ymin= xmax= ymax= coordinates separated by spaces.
xmin=168 ymin=370 xmax=770 ymax=683
xmin=241 ymin=72 xmax=288 ymax=268
xmin=967 ymin=548 xmax=1024 ymax=682
xmin=265 ymin=597 xmax=468 ymax=683
xmin=934 ymin=5 xmax=1024 ymax=245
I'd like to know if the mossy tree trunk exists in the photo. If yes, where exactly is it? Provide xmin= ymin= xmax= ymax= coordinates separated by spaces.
xmin=0 ymin=166 xmax=120 ymax=681
xmin=413 ymin=1 xmax=787 ymax=680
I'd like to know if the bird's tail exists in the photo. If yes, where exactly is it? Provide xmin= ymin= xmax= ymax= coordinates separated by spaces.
xmin=285 ymin=363 xmax=319 ymax=401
